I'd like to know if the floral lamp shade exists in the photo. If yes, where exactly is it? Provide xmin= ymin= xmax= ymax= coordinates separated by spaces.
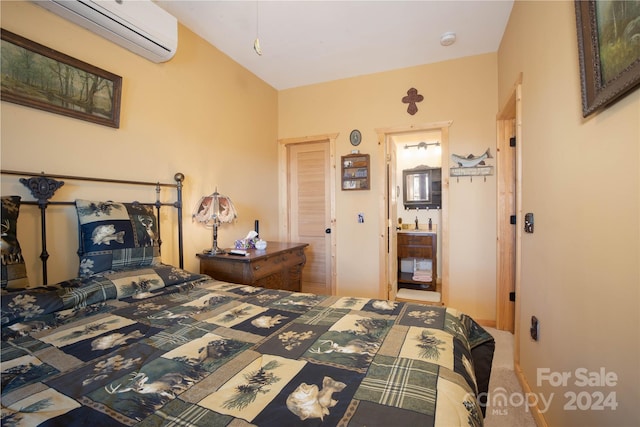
xmin=192 ymin=189 xmax=237 ymax=254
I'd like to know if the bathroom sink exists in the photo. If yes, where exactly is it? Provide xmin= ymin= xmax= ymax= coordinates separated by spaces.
xmin=397 ymin=228 xmax=434 ymax=234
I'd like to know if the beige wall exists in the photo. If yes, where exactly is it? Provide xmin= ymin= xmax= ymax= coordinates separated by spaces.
xmin=1 ymin=1 xmax=279 ymax=283
xmin=2 ymin=3 xmax=500 ymax=324
xmin=6 ymin=1 xmax=637 ymax=424
xmin=498 ymin=1 xmax=639 ymax=425
xmin=279 ymin=54 xmax=498 ymax=321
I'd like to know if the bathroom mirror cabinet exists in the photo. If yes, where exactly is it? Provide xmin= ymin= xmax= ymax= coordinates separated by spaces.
xmin=403 ymin=165 xmax=442 ymax=209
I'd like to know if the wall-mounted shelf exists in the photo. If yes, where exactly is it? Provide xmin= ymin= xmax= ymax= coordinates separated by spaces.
xmin=341 ymin=153 xmax=370 ymax=190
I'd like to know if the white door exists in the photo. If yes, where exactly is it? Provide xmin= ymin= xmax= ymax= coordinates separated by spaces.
xmin=287 ymin=140 xmax=333 ymax=294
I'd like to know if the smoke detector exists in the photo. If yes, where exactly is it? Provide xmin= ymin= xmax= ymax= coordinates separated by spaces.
xmin=440 ymin=32 xmax=457 ymax=46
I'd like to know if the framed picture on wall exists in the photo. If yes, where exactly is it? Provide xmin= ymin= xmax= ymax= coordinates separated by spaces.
xmin=0 ymin=29 xmax=122 ymax=128
xmin=575 ymin=1 xmax=640 ymax=117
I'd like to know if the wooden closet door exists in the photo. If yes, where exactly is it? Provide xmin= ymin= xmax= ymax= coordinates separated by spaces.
xmin=288 ymin=141 xmax=332 ymax=294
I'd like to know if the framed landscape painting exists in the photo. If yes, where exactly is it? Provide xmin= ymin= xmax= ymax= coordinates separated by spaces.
xmin=575 ymin=1 xmax=640 ymax=117
xmin=1 ymin=29 xmax=122 ymax=128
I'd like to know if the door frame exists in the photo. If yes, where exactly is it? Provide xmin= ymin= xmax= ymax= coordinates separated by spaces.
xmin=278 ymin=133 xmax=337 ymax=295
xmin=496 ymin=75 xmax=523 ymax=361
xmin=377 ymin=121 xmax=452 ymax=302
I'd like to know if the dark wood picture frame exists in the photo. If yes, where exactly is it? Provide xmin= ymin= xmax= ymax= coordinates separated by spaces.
xmin=575 ymin=1 xmax=640 ymax=117
xmin=1 ymin=29 xmax=122 ymax=128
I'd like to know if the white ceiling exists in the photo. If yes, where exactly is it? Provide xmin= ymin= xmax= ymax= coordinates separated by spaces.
xmin=155 ymin=1 xmax=514 ymax=90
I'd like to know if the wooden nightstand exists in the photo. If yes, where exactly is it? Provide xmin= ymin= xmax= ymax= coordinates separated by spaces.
xmin=196 ymin=242 xmax=308 ymax=292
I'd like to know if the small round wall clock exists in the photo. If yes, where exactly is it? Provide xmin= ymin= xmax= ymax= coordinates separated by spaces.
xmin=349 ymin=129 xmax=362 ymax=146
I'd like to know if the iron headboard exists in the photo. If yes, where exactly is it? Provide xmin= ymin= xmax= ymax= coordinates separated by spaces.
xmin=1 ymin=170 xmax=184 ymax=285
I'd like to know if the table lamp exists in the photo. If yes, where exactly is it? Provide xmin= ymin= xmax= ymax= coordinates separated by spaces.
xmin=192 ymin=188 xmax=237 ymax=254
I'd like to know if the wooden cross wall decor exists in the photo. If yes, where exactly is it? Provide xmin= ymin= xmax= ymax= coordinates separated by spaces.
xmin=402 ymin=87 xmax=424 ymax=115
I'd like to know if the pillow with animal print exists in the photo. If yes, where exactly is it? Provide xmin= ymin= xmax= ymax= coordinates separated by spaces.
xmin=75 ymin=199 xmax=160 ymax=277
xmin=1 ymin=196 xmax=30 ymax=290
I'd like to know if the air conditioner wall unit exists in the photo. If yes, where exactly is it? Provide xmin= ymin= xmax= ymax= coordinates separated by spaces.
xmin=34 ymin=0 xmax=178 ymax=63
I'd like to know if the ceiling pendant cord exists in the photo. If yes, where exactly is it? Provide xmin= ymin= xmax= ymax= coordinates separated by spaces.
xmin=254 ymin=1 xmax=262 ymax=55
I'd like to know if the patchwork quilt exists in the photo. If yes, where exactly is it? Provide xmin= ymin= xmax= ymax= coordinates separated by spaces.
xmin=1 ymin=265 xmax=494 ymax=426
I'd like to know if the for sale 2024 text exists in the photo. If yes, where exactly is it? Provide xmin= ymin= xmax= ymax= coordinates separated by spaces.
xmin=537 ymin=367 xmax=618 ymax=411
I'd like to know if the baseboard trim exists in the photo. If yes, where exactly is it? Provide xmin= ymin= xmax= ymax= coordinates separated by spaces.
xmin=514 ymin=361 xmax=548 ymax=427
xmin=476 ymin=318 xmax=497 ymax=328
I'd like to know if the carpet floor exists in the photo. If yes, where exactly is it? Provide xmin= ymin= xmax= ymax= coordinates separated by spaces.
xmin=483 ymin=327 xmax=538 ymax=427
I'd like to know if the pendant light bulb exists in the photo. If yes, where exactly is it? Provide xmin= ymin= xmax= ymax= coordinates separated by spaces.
xmin=254 ymin=38 xmax=262 ymax=56
xmin=253 ymin=1 xmax=262 ymax=56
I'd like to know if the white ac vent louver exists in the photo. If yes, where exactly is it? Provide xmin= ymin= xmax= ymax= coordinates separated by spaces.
xmin=34 ymin=0 xmax=178 ymax=63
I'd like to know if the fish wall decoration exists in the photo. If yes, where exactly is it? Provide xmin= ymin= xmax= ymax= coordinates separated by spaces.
xmin=451 ymin=148 xmax=493 ymax=167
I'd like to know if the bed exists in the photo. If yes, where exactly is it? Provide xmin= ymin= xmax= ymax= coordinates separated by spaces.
xmin=1 ymin=171 xmax=494 ymax=427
